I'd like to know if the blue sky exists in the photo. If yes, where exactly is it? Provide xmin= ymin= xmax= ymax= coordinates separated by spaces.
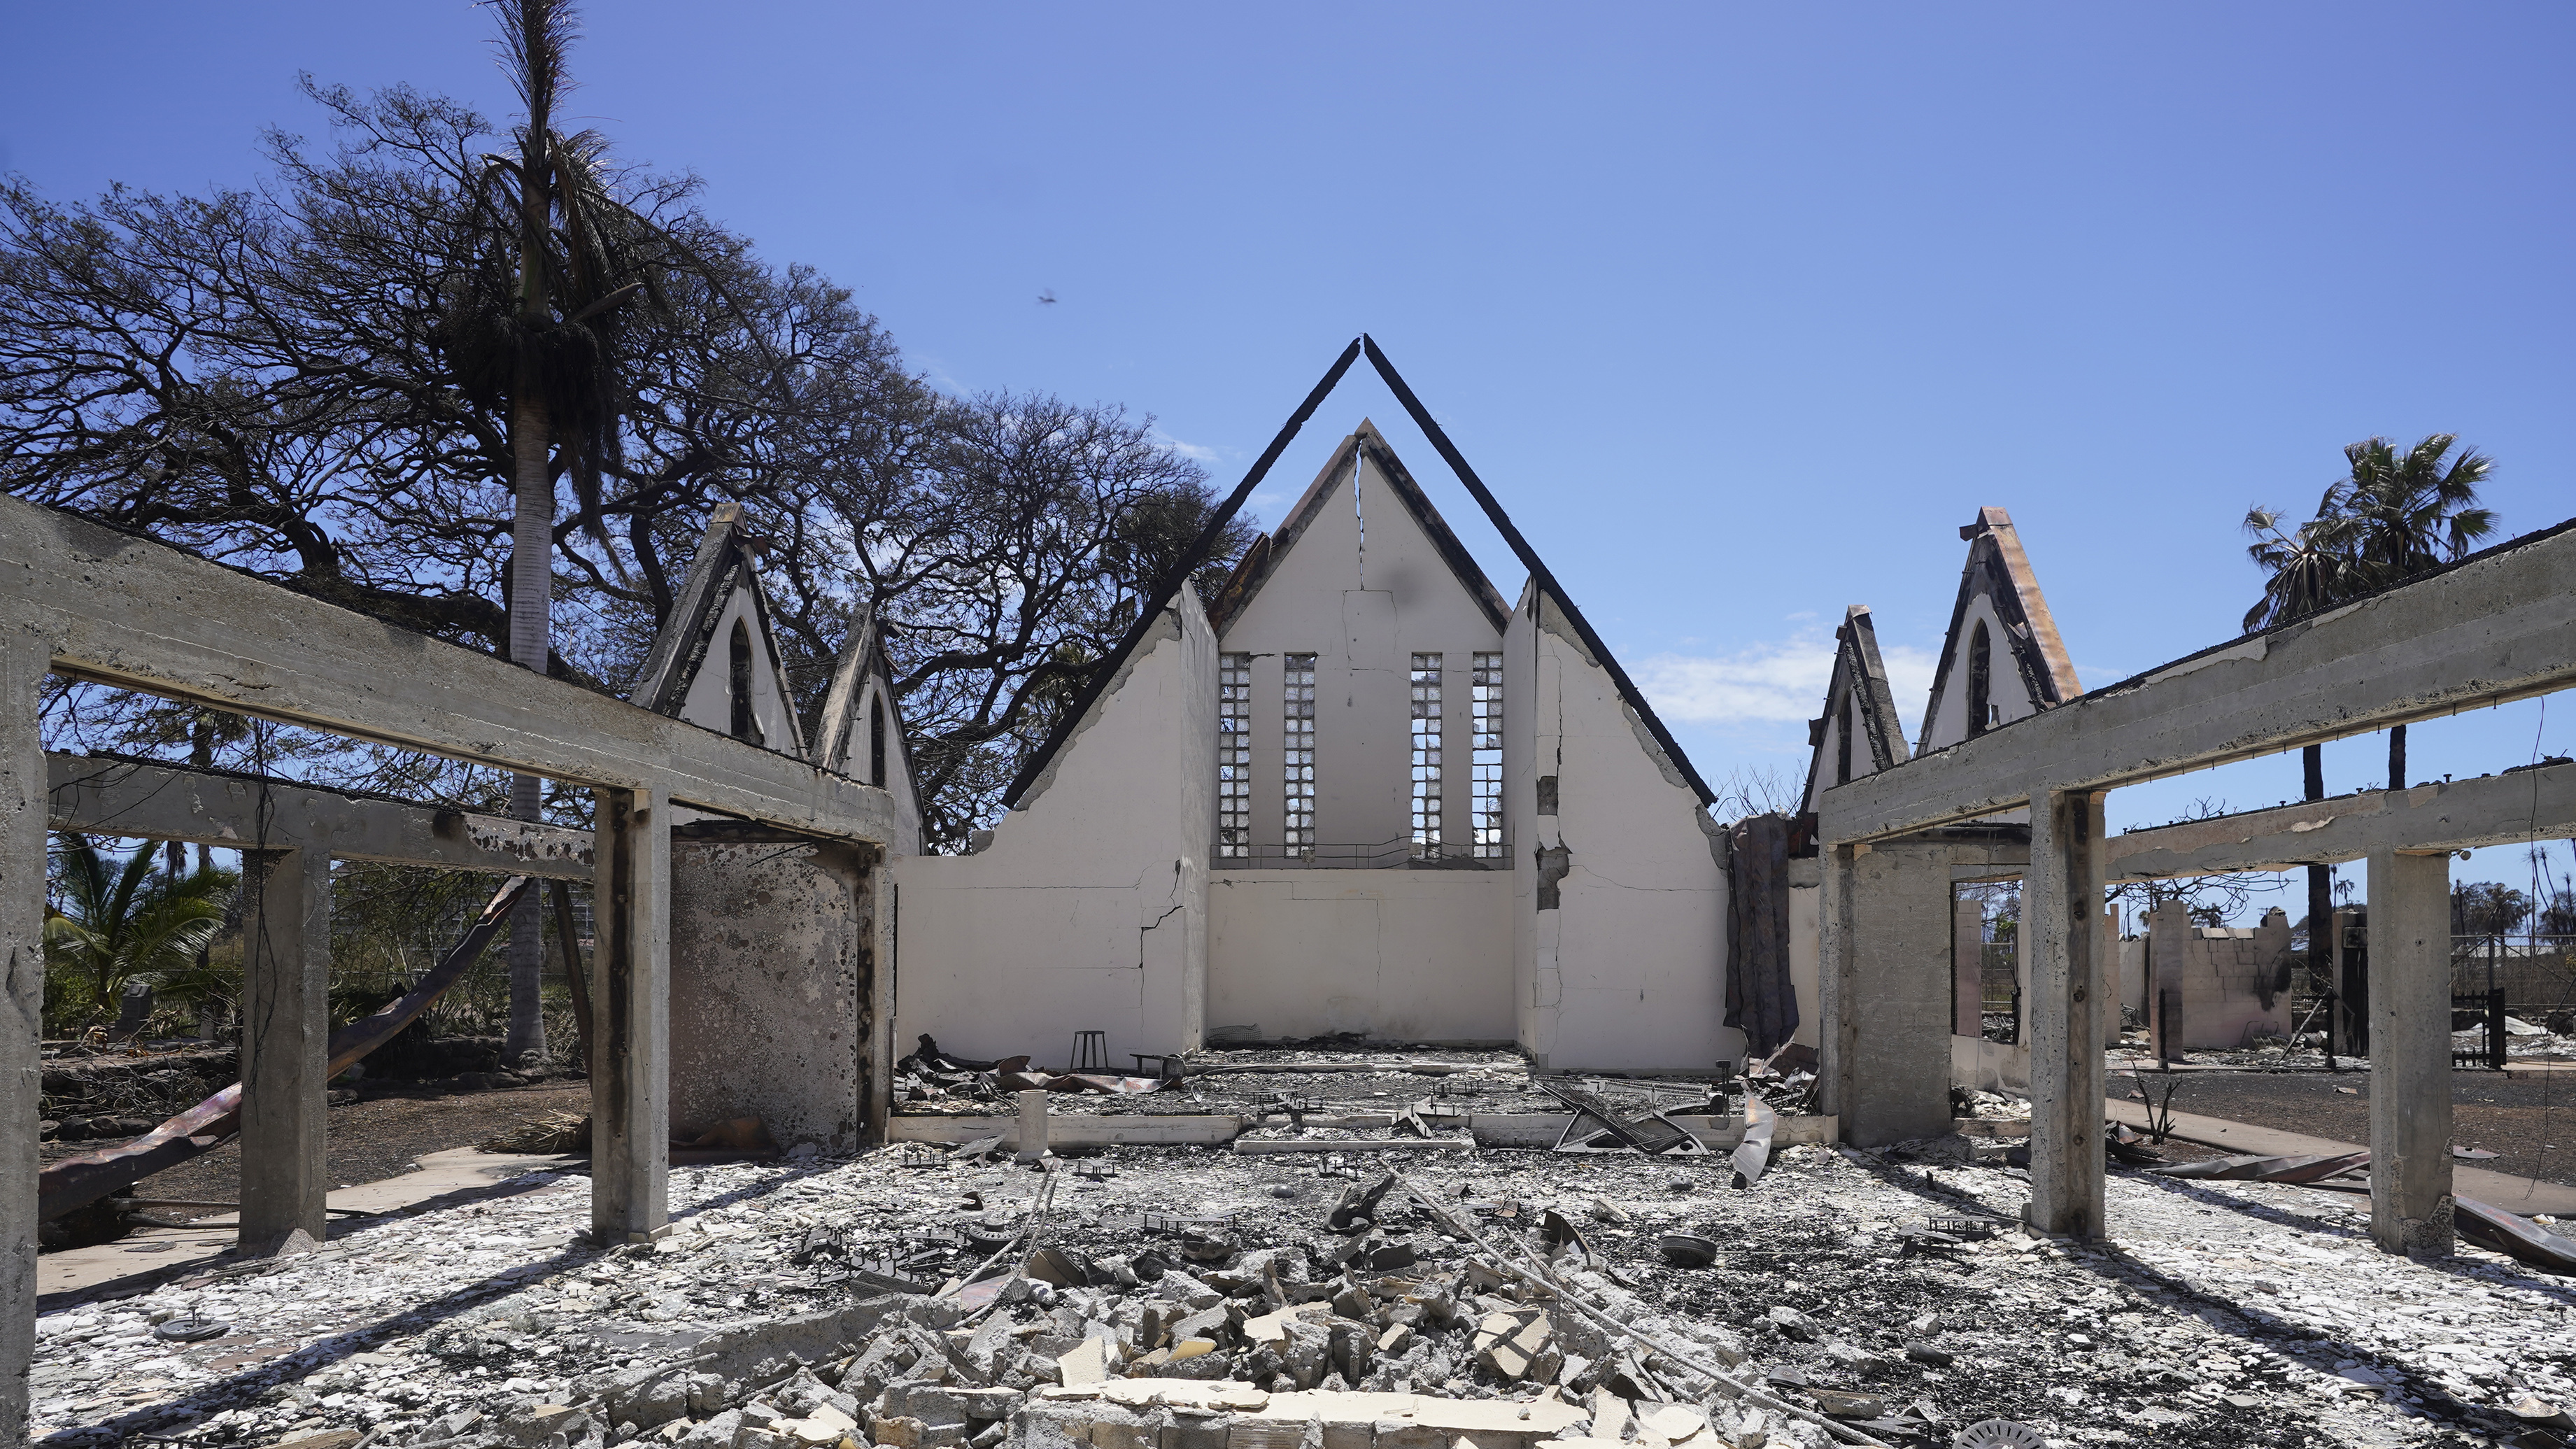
xmin=7 ymin=3 xmax=2573 ymax=905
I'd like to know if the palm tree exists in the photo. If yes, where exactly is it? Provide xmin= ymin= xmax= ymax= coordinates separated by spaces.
xmin=439 ymin=0 xmax=665 ymax=1066
xmin=2244 ymin=432 xmax=2500 ymax=1056
xmin=44 ymin=836 xmax=238 ymax=1034
xmin=2329 ymin=434 xmax=2496 ymax=789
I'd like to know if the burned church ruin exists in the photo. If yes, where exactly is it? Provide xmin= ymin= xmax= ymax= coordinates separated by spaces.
xmin=15 ymin=339 xmax=2576 ymax=1449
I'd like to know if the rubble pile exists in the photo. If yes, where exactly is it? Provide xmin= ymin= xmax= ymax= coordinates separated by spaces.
xmin=38 ymin=1119 xmax=2576 ymax=1449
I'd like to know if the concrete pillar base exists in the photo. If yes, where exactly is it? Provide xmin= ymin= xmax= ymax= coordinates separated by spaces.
xmin=2368 ymin=848 xmax=2452 ymax=1258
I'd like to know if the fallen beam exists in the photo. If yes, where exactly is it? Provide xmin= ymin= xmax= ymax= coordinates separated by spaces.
xmin=1233 ymin=1138 xmax=1473 ymax=1154
xmin=45 ymin=752 xmax=595 ymax=879
xmin=886 ymin=1115 xmax=1240 ymax=1148
xmin=38 ymin=877 xmax=528 ymax=1221
xmin=883 ymin=1111 xmax=1841 ymax=1152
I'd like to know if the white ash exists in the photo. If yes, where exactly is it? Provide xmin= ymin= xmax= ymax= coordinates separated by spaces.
xmin=29 ymin=1135 xmax=2573 ymax=1449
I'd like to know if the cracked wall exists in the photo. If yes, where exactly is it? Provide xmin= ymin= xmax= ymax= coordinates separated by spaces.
xmin=1510 ymin=584 xmax=1733 ymax=1072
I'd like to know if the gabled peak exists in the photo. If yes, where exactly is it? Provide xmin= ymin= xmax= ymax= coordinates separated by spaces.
xmin=813 ymin=601 xmax=913 ymax=793
xmin=1918 ymin=505 xmax=2080 ymax=754
xmin=1800 ymin=605 xmax=1910 ymax=815
xmin=1206 ymin=419 xmax=1511 ymax=635
xmin=631 ymin=505 xmax=809 ymax=758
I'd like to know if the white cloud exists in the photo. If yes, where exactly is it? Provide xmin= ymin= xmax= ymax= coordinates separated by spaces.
xmin=1153 ymin=430 xmax=1219 ymax=463
xmin=1638 ymin=634 xmax=1938 ymax=731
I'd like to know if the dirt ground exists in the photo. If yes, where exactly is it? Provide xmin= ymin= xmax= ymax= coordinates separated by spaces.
xmin=2124 ymin=1067 xmax=2576 ymax=1187
xmin=38 ymin=1080 xmax=588 ymax=1228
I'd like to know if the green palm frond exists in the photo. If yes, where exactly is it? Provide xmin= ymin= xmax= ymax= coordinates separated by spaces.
xmin=43 ymin=834 xmax=238 ymax=1026
xmin=2244 ymin=432 xmax=2498 ymax=634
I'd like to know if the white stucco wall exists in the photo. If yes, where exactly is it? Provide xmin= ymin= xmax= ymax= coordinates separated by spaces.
xmin=1217 ymin=441 xmax=1506 ymax=854
xmin=1206 ymin=869 xmax=1515 ymax=1042
xmin=674 ymin=585 xmax=802 ymax=754
xmin=889 ymin=591 xmax=1215 ymax=1066
xmin=1510 ymin=586 xmax=1733 ymax=1072
xmin=1786 ymin=872 xmax=1823 ymax=1049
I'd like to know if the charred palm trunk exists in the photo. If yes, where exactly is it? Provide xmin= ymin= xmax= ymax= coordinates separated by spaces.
xmin=503 ymin=38 xmax=557 ymax=1070
xmin=505 ymin=394 xmax=553 ymax=1068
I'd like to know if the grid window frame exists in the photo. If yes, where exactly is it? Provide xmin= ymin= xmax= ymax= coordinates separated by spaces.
xmin=1471 ymin=651 xmax=1503 ymax=858
xmin=1217 ymin=653 xmax=1252 ymax=858
xmin=1410 ymin=652 xmax=1443 ymax=858
xmin=1283 ymin=652 xmax=1317 ymax=854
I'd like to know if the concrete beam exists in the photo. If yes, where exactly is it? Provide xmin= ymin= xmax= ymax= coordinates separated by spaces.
xmin=239 ymin=848 xmax=332 ymax=1252
xmin=1 ymin=633 xmax=47 ymax=1438
xmin=591 ymin=786 xmax=670 ymax=1243
xmin=2026 ymin=789 xmax=2108 ymax=1238
xmin=1820 ymin=520 xmax=2576 ymax=842
xmin=44 ymin=754 xmax=595 ymax=878
xmin=2369 ymin=848 xmax=2454 ymax=1258
xmin=2106 ymin=762 xmax=2576 ymax=879
xmin=0 ymin=494 xmax=896 ymax=842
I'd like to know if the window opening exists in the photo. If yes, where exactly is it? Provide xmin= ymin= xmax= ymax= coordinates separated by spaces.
xmin=869 ymin=692 xmax=887 ymax=787
xmin=1218 ymin=653 xmax=1251 ymax=858
xmin=728 ymin=618 xmax=762 ymax=745
xmin=1471 ymin=652 xmax=1503 ymax=858
xmin=1410 ymin=653 xmax=1443 ymax=857
xmin=1283 ymin=653 xmax=1316 ymax=855
xmin=1967 ymin=621 xmax=1993 ymax=738
xmin=1836 ymin=697 xmax=1853 ymax=785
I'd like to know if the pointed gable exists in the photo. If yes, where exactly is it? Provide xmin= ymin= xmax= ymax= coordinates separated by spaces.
xmin=812 ymin=602 xmax=920 ymax=837
xmin=1209 ymin=419 xmax=1511 ymax=637
xmin=1799 ymin=605 xmax=1910 ymax=814
xmin=632 ymin=504 xmax=809 ymax=758
xmin=1916 ymin=506 xmax=2080 ymax=753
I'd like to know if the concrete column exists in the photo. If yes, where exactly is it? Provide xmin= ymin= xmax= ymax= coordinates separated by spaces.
xmin=2026 ymin=788 xmax=2108 ymax=1238
xmin=1017 ymin=1089 xmax=1049 ymax=1163
xmin=239 ymin=846 xmax=332 ymax=1252
xmin=592 ymin=786 xmax=671 ymax=1243
xmin=2368 ymin=849 xmax=2453 ymax=1257
xmin=1821 ymin=842 xmax=1953 ymax=1147
xmin=2147 ymin=900 xmax=2188 ymax=1063
xmin=1817 ymin=843 xmax=1855 ymax=1124
xmin=1 ymin=630 xmax=50 ymax=1443
xmin=1953 ymin=898 xmax=1983 ymax=1038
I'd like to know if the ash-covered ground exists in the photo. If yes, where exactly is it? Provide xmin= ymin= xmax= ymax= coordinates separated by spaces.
xmin=32 ymin=1121 xmax=2572 ymax=1449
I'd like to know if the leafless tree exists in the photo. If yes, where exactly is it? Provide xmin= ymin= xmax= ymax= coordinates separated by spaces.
xmin=1 ymin=80 xmax=1238 ymax=849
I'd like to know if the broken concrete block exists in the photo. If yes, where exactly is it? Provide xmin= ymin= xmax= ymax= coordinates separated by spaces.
xmin=1057 ymin=1337 xmax=1112 ymax=1387
xmin=1636 ymin=1405 xmax=1708 ymax=1446
xmin=1472 ymin=1312 xmax=1552 ymax=1382
xmin=678 ymin=1411 xmax=746 ymax=1449
xmin=876 ymin=1385 xmax=969 ymax=1446
xmin=1803 ymin=1390 xmax=1883 ymax=1422
xmin=1760 ymin=1307 xmax=1815 ymax=1342
xmin=1376 ymin=1325 xmax=1413 ymax=1357
xmin=504 ymin=1405 xmax=592 ymax=1446
xmin=870 ymin=1417 xmax=926 ymax=1449
xmin=272 ymin=1434 xmax=362 ymax=1449
xmin=1587 ymin=1388 xmax=1633 ymax=1443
